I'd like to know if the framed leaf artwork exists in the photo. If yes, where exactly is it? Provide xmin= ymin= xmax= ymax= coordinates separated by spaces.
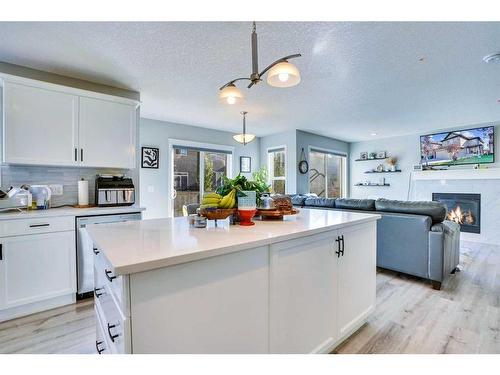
xmin=141 ymin=147 xmax=159 ymax=169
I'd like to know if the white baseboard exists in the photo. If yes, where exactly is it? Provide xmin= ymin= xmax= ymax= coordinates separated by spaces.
xmin=0 ymin=293 xmax=76 ymax=323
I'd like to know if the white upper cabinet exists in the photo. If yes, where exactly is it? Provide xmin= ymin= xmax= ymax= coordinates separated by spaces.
xmin=3 ymin=81 xmax=79 ymax=166
xmin=79 ymin=97 xmax=136 ymax=169
xmin=1 ymin=77 xmax=138 ymax=169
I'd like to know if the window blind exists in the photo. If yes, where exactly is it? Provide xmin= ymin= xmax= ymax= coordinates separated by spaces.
xmin=172 ymin=145 xmax=232 ymax=155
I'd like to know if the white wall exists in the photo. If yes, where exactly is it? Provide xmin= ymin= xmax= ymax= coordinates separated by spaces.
xmin=349 ymin=122 xmax=500 ymax=200
xmin=140 ymin=118 xmax=260 ymax=219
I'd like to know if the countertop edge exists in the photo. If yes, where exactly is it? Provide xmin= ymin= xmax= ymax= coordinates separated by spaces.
xmin=0 ymin=206 xmax=145 ymax=220
xmin=100 ymin=214 xmax=381 ymax=276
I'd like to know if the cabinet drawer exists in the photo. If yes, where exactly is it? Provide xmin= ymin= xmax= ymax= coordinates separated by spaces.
xmin=0 ymin=216 xmax=74 ymax=237
xmin=95 ymin=292 xmax=131 ymax=354
xmin=95 ymin=306 xmax=111 ymax=355
xmin=94 ymin=249 xmax=129 ymax=316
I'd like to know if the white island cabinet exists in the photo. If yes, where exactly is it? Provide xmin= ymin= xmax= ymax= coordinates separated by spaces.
xmin=87 ymin=208 xmax=380 ymax=354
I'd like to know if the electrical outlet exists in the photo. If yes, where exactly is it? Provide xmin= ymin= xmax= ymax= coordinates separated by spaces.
xmin=49 ymin=184 xmax=64 ymax=196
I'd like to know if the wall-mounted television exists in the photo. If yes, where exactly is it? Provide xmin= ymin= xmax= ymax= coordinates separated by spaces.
xmin=420 ymin=126 xmax=495 ymax=166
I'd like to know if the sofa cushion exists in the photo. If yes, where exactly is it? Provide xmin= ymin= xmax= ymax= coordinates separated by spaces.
xmin=335 ymin=198 xmax=376 ymax=211
xmin=375 ymin=198 xmax=446 ymax=224
xmin=304 ymin=197 xmax=336 ymax=208
xmin=287 ymin=194 xmax=317 ymax=207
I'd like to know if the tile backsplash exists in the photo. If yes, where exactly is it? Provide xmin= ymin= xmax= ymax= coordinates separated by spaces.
xmin=1 ymin=165 xmax=129 ymax=207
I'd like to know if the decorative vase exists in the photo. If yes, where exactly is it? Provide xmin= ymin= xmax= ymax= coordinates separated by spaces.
xmin=390 ymin=165 xmax=397 ymax=172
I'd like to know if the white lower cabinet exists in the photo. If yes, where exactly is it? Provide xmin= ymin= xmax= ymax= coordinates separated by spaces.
xmin=93 ymin=221 xmax=377 ymax=353
xmin=270 ymin=231 xmax=338 ymax=353
xmin=0 ymin=229 xmax=76 ymax=321
xmin=337 ymin=223 xmax=377 ymax=338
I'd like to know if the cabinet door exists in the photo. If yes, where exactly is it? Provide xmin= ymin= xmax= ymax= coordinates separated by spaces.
xmin=270 ymin=231 xmax=338 ymax=353
xmin=78 ymin=97 xmax=136 ymax=169
xmin=337 ymin=222 xmax=377 ymax=339
xmin=0 ymin=231 xmax=76 ymax=309
xmin=3 ymin=82 xmax=78 ymax=166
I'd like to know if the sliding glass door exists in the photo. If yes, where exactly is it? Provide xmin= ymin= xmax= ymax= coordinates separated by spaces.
xmin=172 ymin=146 xmax=231 ymax=217
xmin=309 ymin=149 xmax=346 ymax=198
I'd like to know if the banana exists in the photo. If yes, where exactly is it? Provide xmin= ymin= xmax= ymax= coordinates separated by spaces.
xmin=204 ymin=192 xmax=222 ymax=199
xmin=219 ymin=189 xmax=236 ymax=208
xmin=202 ymin=197 xmax=221 ymax=205
xmin=200 ymin=203 xmax=218 ymax=209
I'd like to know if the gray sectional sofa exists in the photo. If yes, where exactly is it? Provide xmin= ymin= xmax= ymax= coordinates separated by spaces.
xmin=290 ymin=195 xmax=460 ymax=289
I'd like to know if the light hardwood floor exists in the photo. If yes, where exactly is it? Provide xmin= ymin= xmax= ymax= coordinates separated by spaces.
xmin=0 ymin=241 xmax=498 ymax=354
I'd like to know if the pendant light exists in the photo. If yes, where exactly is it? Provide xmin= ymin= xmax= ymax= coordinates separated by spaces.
xmin=219 ymin=83 xmax=244 ymax=105
xmin=219 ymin=22 xmax=301 ymax=104
xmin=233 ymin=111 xmax=255 ymax=145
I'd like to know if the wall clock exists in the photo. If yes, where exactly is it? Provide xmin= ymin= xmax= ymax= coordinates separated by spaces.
xmin=298 ymin=148 xmax=309 ymax=174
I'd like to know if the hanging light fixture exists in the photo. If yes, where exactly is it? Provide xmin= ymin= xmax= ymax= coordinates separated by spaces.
xmin=233 ymin=111 xmax=255 ymax=145
xmin=219 ymin=22 xmax=301 ymax=104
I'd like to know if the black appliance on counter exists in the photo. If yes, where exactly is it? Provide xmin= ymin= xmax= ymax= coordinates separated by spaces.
xmin=95 ymin=175 xmax=135 ymax=207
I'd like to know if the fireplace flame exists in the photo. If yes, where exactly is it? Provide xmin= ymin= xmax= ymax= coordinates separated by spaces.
xmin=447 ymin=205 xmax=475 ymax=225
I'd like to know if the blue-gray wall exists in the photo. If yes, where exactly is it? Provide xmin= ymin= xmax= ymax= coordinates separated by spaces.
xmin=260 ymin=129 xmax=349 ymax=195
xmin=296 ymin=130 xmax=349 ymax=195
xmin=140 ymin=118 xmax=260 ymax=219
xmin=259 ymin=130 xmax=297 ymax=194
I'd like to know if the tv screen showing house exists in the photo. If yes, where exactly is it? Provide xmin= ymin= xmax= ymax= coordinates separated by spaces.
xmin=420 ymin=126 xmax=495 ymax=166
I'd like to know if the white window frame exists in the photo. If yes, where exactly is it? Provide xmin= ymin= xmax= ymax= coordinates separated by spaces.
xmin=267 ymin=145 xmax=287 ymax=194
xmin=168 ymin=139 xmax=234 ymax=217
xmin=308 ymin=145 xmax=347 ymax=198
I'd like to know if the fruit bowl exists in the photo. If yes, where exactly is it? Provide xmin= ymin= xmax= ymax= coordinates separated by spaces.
xmin=199 ymin=208 xmax=236 ymax=220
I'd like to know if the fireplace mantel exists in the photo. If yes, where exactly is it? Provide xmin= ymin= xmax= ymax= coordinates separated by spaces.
xmin=412 ymin=168 xmax=500 ymax=181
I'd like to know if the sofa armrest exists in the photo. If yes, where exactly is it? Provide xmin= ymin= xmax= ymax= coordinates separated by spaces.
xmin=428 ymin=220 xmax=460 ymax=282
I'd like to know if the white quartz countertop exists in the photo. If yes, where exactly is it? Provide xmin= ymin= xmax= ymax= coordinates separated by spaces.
xmin=0 ymin=205 xmax=145 ymax=220
xmin=87 ymin=208 xmax=381 ymax=275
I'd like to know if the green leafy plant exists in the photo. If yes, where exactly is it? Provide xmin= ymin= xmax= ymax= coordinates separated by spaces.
xmin=216 ymin=166 xmax=271 ymax=204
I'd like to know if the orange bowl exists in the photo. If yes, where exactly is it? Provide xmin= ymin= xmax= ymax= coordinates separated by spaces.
xmin=238 ymin=209 xmax=257 ymax=226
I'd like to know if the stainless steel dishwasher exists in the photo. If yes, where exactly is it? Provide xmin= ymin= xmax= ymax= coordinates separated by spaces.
xmin=76 ymin=212 xmax=142 ymax=299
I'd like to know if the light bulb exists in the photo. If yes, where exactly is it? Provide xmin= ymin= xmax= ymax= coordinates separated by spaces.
xmin=227 ymin=96 xmax=236 ymax=105
xmin=278 ymin=73 xmax=289 ymax=82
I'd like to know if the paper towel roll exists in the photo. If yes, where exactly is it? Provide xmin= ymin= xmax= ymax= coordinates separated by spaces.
xmin=78 ymin=179 xmax=89 ymax=206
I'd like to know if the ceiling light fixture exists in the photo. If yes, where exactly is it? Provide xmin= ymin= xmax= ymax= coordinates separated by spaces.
xmin=483 ymin=53 xmax=500 ymax=63
xmin=219 ymin=22 xmax=301 ymax=104
xmin=233 ymin=111 xmax=255 ymax=145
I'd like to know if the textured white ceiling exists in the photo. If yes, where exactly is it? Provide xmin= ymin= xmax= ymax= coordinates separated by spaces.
xmin=0 ymin=22 xmax=499 ymax=142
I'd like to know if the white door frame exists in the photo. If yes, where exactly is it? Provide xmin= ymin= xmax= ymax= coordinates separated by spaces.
xmin=167 ymin=139 xmax=234 ymax=217
xmin=307 ymin=145 xmax=348 ymax=198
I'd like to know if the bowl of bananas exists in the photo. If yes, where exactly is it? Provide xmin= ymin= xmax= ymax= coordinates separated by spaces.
xmin=199 ymin=190 xmax=237 ymax=221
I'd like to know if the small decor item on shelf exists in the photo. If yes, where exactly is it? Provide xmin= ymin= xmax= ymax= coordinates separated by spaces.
xmin=376 ymin=164 xmax=384 ymax=172
xmin=298 ymin=148 xmax=309 ymax=174
xmin=377 ymin=150 xmax=387 ymax=159
xmin=369 ymin=152 xmax=377 ymax=159
xmin=360 ymin=151 xmax=368 ymax=160
xmin=386 ymin=156 xmax=398 ymax=171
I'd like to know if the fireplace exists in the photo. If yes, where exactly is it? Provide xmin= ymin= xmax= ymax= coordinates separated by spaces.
xmin=432 ymin=193 xmax=481 ymax=233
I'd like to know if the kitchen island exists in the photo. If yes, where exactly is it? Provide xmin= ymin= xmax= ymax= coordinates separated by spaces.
xmin=87 ymin=208 xmax=380 ymax=354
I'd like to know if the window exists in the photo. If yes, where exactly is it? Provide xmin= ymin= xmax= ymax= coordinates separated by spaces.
xmin=171 ymin=142 xmax=233 ymax=217
xmin=309 ymin=149 xmax=346 ymax=198
xmin=268 ymin=147 xmax=286 ymax=194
